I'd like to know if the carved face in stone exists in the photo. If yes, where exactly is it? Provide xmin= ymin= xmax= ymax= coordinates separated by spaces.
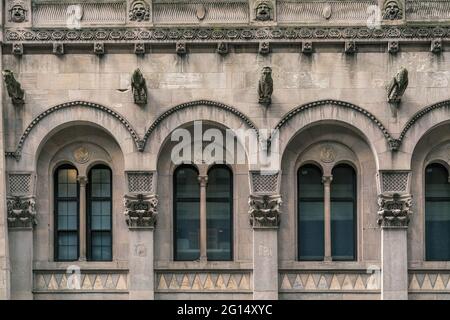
xmin=130 ymin=1 xmax=149 ymax=22
xmin=255 ymin=2 xmax=272 ymax=21
xmin=262 ymin=66 xmax=272 ymax=77
xmin=383 ymin=1 xmax=402 ymax=20
xmin=10 ymin=4 xmax=27 ymax=23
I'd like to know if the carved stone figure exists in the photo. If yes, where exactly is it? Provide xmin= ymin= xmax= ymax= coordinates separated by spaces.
xmin=2 ymin=70 xmax=25 ymax=106
xmin=377 ymin=193 xmax=412 ymax=228
xmin=124 ymin=194 xmax=158 ymax=228
xmin=383 ymin=0 xmax=402 ymax=20
xmin=217 ymin=42 xmax=229 ymax=55
xmin=258 ymin=67 xmax=273 ymax=106
xmin=129 ymin=0 xmax=151 ymax=22
xmin=387 ymin=67 xmax=408 ymax=104
xmin=249 ymin=194 xmax=282 ymax=228
xmin=7 ymin=196 xmax=37 ymax=228
xmin=255 ymin=2 xmax=273 ymax=21
xmin=8 ymin=0 xmax=28 ymax=23
xmin=131 ymin=69 xmax=148 ymax=105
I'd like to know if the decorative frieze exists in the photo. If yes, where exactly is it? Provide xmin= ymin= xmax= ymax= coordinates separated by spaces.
xmin=377 ymin=193 xmax=412 ymax=228
xmin=409 ymin=271 xmax=450 ymax=292
xmin=124 ymin=193 xmax=158 ymax=229
xmin=279 ymin=271 xmax=381 ymax=292
xmin=34 ymin=270 xmax=128 ymax=292
xmin=7 ymin=195 xmax=36 ymax=229
xmin=156 ymin=272 xmax=252 ymax=292
xmin=249 ymin=194 xmax=282 ymax=228
xmin=2 ymin=70 xmax=25 ymax=106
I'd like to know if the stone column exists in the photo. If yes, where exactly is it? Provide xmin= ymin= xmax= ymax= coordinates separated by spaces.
xmin=7 ymin=196 xmax=36 ymax=300
xmin=124 ymin=193 xmax=158 ymax=300
xmin=378 ymin=193 xmax=412 ymax=300
xmin=78 ymin=176 xmax=88 ymax=261
xmin=198 ymin=175 xmax=208 ymax=262
xmin=249 ymin=194 xmax=282 ymax=300
xmin=322 ymin=175 xmax=333 ymax=261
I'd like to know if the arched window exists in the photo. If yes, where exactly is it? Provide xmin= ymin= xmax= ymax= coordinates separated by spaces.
xmin=87 ymin=165 xmax=112 ymax=261
xmin=174 ymin=165 xmax=200 ymax=261
xmin=331 ymin=164 xmax=356 ymax=261
xmin=298 ymin=164 xmax=324 ymax=261
xmin=54 ymin=165 xmax=79 ymax=261
xmin=206 ymin=165 xmax=233 ymax=261
xmin=425 ymin=163 xmax=450 ymax=261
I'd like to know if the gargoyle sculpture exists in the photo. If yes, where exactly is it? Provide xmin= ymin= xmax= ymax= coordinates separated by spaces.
xmin=258 ymin=66 xmax=273 ymax=106
xmin=2 ymin=69 xmax=24 ymax=106
xmin=387 ymin=67 xmax=408 ymax=116
xmin=131 ymin=68 xmax=148 ymax=105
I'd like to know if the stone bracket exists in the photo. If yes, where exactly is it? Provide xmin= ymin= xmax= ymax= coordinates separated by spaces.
xmin=7 ymin=195 xmax=36 ymax=229
xmin=377 ymin=193 xmax=412 ymax=229
xmin=124 ymin=193 xmax=158 ymax=229
xmin=249 ymin=194 xmax=282 ymax=229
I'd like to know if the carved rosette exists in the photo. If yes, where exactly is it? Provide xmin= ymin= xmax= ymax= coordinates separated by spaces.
xmin=377 ymin=193 xmax=412 ymax=228
xmin=7 ymin=195 xmax=37 ymax=229
xmin=249 ymin=194 xmax=282 ymax=228
xmin=124 ymin=193 xmax=158 ymax=229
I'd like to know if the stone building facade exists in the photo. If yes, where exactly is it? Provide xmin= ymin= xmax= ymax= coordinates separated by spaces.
xmin=0 ymin=0 xmax=450 ymax=300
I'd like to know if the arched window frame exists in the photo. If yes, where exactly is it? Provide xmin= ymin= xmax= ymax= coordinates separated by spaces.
xmin=54 ymin=164 xmax=79 ymax=262
xmin=87 ymin=164 xmax=113 ymax=262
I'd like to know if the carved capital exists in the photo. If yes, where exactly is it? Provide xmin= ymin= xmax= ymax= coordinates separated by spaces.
xmin=7 ymin=195 xmax=37 ymax=229
xmin=249 ymin=194 xmax=282 ymax=229
xmin=124 ymin=193 xmax=158 ymax=229
xmin=322 ymin=175 xmax=333 ymax=184
xmin=377 ymin=193 xmax=412 ymax=228
xmin=78 ymin=176 xmax=88 ymax=187
xmin=198 ymin=175 xmax=208 ymax=188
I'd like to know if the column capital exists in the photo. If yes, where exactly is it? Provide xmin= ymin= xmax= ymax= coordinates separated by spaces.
xmin=322 ymin=175 xmax=333 ymax=184
xmin=197 ymin=175 xmax=208 ymax=187
xmin=124 ymin=193 xmax=158 ymax=229
xmin=377 ymin=193 xmax=412 ymax=229
xmin=249 ymin=194 xmax=282 ymax=229
xmin=78 ymin=176 xmax=88 ymax=186
xmin=7 ymin=195 xmax=37 ymax=229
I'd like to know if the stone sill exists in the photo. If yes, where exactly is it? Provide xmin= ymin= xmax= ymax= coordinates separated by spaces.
xmin=279 ymin=290 xmax=380 ymax=294
xmin=155 ymin=261 xmax=253 ymax=271
xmin=33 ymin=290 xmax=129 ymax=294
xmin=279 ymin=261 xmax=381 ymax=271
xmin=409 ymin=262 xmax=450 ymax=270
xmin=33 ymin=260 xmax=129 ymax=271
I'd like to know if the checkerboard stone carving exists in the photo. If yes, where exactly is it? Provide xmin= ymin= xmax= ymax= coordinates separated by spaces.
xmin=127 ymin=172 xmax=153 ymax=193
xmin=8 ymin=173 xmax=31 ymax=195
xmin=251 ymin=172 xmax=279 ymax=194
xmin=381 ymin=172 xmax=409 ymax=193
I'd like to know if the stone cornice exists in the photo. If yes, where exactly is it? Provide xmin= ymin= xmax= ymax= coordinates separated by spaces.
xmin=4 ymin=25 xmax=450 ymax=44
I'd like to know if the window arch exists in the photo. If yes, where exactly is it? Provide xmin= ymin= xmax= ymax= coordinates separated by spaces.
xmin=174 ymin=165 xmax=201 ymax=261
xmin=206 ymin=165 xmax=233 ymax=261
xmin=298 ymin=164 xmax=324 ymax=261
xmin=87 ymin=165 xmax=112 ymax=261
xmin=54 ymin=164 xmax=79 ymax=261
xmin=425 ymin=163 xmax=450 ymax=261
xmin=331 ymin=164 xmax=356 ymax=261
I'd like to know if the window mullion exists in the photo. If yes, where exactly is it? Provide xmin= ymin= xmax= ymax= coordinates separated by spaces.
xmin=322 ymin=175 xmax=333 ymax=262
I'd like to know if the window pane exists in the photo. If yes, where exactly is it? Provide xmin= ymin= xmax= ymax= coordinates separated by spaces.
xmin=207 ymin=167 xmax=232 ymax=261
xmin=57 ymin=232 xmax=78 ymax=261
xmin=331 ymin=202 xmax=355 ymax=260
xmin=299 ymin=201 xmax=324 ymax=260
xmin=298 ymin=165 xmax=324 ymax=261
xmin=91 ymin=232 xmax=112 ymax=261
xmin=331 ymin=165 xmax=356 ymax=261
xmin=175 ymin=201 xmax=200 ymax=260
xmin=426 ymin=164 xmax=450 ymax=261
xmin=175 ymin=167 xmax=200 ymax=199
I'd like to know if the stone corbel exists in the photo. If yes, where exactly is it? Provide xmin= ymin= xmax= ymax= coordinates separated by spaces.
xmin=377 ymin=193 xmax=412 ymax=228
xmin=7 ymin=195 xmax=37 ymax=229
xmin=124 ymin=193 xmax=158 ymax=229
xmin=249 ymin=194 xmax=282 ymax=228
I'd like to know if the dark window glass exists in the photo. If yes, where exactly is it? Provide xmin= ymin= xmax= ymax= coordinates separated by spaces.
xmin=55 ymin=166 xmax=79 ymax=261
xmin=88 ymin=166 xmax=112 ymax=261
xmin=207 ymin=166 xmax=232 ymax=261
xmin=331 ymin=165 xmax=356 ymax=261
xmin=174 ymin=166 xmax=200 ymax=261
xmin=298 ymin=165 xmax=324 ymax=261
xmin=426 ymin=163 xmax=450 ymax=261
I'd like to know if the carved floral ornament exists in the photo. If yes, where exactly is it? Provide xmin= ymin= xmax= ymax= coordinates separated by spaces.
xmin=73 ymin=147 xmax=90 ymax=164
xmin=249 ymin=194 xmax=282 ymax=228
xmin=7 ymin=195 xmax=37 ymax=229
xmin=320 ymin=144 xmax=336 ymax=163
xmin=124 ymin=193 xmax=158 ymax=228
xmin=377 ymin=193 xmax=412 ymax=228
